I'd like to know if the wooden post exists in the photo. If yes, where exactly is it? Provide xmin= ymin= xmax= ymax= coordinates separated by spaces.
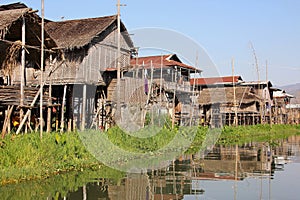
xmin=40 ymin=0 xmax=45 ymax=139
xmin=172 ymin=67 xmax=177 ymax=128
xmin=232 ymin=58 xmax=238 ymax=126
xmin=1 ymin=105 xmax=14 ymax=139
xmin=20 ymin=16 xmax=25 ymax=122
xmin=46 ymin=80 xmax=52 ymax=132
xmin=60 ymin=85 xmax=67 ymax=133
xmin=81 ymin=84 xmax=87 ymax=131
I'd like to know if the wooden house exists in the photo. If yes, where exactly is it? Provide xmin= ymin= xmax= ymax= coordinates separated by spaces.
xmin=197 ymin=86 xmax=262 ymax=127
xmin=0 ymin=3 xmax=56 ymax=134
xmin=286 ymin=104 xmax=300 ymax=124
xmin=190 ymin=75 xmax=243 ymax=91
xmin=39 ymin=15 xmax=134 ymax=130
xmin=0 ymin=2 xmax=135 ymax=132
xmin=129 ymin=54 xmax=202 ymax=126
xmin=192 ymin=76 xmax=275 ymax=126
xmin=273 ymin=90 xmax=295 ymax=124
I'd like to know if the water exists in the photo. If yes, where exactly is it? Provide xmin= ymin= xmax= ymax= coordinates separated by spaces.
xmin=1 ymin=136 xmax=300 ymax=200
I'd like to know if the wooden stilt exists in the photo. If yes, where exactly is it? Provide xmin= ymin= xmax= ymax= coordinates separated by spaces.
xmin=55 ymin=110 xmax=59 ymax=132
xmin=47 ymin=81 xmax=52 ymax=132
xmin=81 ymin=84 xmax=87 ymax=131
xmin=1 ymin=105 xmax=14 ymax=139
xmin=60 ymin=85 xmax=67 ymax=133
xmin=67 ymin=119 xmax=72 ymax=132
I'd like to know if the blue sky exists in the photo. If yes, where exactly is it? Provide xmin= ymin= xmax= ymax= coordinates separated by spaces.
xmin=2 ymin=0 xmax=300 ymax=86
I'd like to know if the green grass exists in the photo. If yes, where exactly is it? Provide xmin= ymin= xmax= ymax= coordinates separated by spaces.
xmin=0 ymin=132 xmax=99 ymax=185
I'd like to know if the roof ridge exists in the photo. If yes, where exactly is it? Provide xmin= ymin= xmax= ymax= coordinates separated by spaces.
xmin=46 ymin=14 xmax=117 ymax=24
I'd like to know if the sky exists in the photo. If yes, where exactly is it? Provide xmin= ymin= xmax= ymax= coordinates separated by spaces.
xmin=1 ymin=0 xmax=300 ymax=86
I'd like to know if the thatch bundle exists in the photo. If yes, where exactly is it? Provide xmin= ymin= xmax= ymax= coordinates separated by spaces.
xmin=1 ymin=40 xmax=22 ymax=77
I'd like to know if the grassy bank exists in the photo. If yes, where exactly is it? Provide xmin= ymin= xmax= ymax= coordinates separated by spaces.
xmin=105 ymin=124 xmax=300 ymax=154
xmin=1 ymin=124 xmax=299 ymax=185
xmin=0 ymin=132 xmax=99 ymax=185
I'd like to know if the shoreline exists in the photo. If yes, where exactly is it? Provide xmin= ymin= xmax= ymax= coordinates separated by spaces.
xmin=1 ymin=124 xmax=299 ymax=185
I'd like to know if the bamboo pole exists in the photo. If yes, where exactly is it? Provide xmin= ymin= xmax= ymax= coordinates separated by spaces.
xmin=172 ymin=67 xmax=177 ymax=128
xmin=232 ymin=58 xmax=238 ymax=126
xmin=1 ymin=105 xmax=14 ymax=139
xmin=46 ymin=80 xmax=52 ymax=132
xmin=20 ymin=16 xmax=25 ymax=122
xmin=116 ymin=0 xmax=121 ymax=122
xmin=40 ymin=0 xmax=45 ymax=139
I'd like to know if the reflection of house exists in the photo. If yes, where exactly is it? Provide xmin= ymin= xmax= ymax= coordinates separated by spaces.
xmin=108 ymin=174 xmax=150 ymax=200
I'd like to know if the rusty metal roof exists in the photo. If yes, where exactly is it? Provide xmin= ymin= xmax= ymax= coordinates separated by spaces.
xmin=130 ymin=54 xmax=201 ymax=72
xmin=190 ymin=76 xmax=243 ymax=86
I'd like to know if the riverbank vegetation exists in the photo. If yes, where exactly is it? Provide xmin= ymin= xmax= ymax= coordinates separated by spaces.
xmin=0 ymin=132 xmax=100 ymax=185
xmin=1 ymin=124 xmax=299 ymax=185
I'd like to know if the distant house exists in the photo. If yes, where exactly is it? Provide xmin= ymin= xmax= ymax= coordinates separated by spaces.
xmin=190 ymin=75 xmax=243 ymax=91
xmin=286 ymin=104 xmax=300 ymax=124
xmin=129 ymin=54 xmax=202 ymax=125
xmin=273 ymin=90 xmax=294 ymax=124
xmin=130 ymin=54 xmax=201 ymax=92
xmin=197 ymin=86 xmax=262 ymax=126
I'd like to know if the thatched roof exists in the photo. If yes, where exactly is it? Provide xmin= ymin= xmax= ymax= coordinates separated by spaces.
xmin=0 ymin=8 xmax=31 ymax=37
xmin=0 ymin=2 xmax=27 ymax=11
xmin=198 ymin=86 xmax=261 ymax=105
xmin=45 ymin=15 xmax=133 ymax=49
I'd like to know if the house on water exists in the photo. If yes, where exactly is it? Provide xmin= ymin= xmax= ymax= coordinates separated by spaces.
xmin=129 ymin=54 xmax=202 ymax=126
xmin=0 ymin=2 xmax=135 ymax=133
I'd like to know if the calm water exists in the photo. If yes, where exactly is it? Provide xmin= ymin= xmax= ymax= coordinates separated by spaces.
xmin=1 ymin=136 xmax=300 ymax=200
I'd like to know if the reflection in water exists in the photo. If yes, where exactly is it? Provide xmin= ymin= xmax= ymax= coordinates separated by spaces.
xmin=1 ymin=136 xmax=300 ymax=200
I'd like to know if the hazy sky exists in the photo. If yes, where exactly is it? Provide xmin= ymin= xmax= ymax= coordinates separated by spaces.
xmin=2 ymin=0 xmax=300 ymax=86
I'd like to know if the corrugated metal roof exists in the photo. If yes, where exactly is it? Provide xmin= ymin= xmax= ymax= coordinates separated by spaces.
xmin=130 ymin=54 xmax=200 ymax=71
xmin=190 ymin=76 xmax=243 ymax=86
